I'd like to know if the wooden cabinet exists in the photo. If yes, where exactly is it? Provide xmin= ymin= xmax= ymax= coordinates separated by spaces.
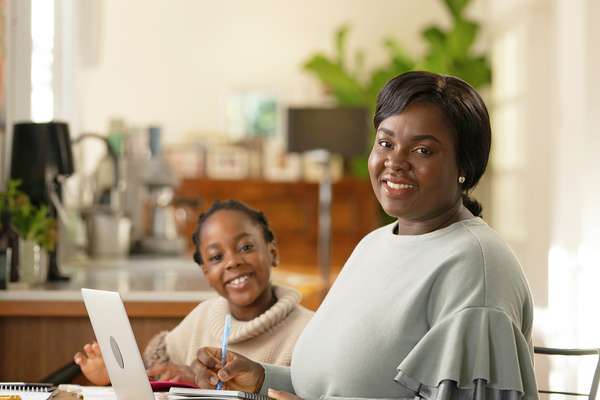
xmin=0 ymin=301 xmax=188 ymax=382
xmin=175 ymin=178 xmax=380 ymax=271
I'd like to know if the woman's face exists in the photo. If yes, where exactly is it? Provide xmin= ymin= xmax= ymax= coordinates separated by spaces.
xmin=198 ymin=209 xmax=276 ymax=309
xmin=368 ymin=102 xmax=462 ymax=223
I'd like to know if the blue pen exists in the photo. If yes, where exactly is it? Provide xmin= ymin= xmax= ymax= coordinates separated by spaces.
xmin=216 ymin=314 xmax=232 ymax=390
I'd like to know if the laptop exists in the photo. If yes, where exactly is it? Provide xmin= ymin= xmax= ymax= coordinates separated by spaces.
xmin=81 ymin=288 xmax=270 ymax=400
xmin=81 ymin=288 xmax=155 ymax=400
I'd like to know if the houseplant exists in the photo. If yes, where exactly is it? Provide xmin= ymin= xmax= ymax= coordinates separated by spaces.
xmin=302 ymin=0 xmax=491 ymax=176
xmin=0 ymin=180 xmax=57 ymax=284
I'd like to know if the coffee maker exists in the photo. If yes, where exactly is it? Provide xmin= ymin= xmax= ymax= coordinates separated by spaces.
xmin=10 ymin=121 xmax=75 ymax=281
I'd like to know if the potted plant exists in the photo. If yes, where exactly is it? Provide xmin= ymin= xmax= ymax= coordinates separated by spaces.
xmin=0 ymin=180 xmax=57 ymax=285
xmin=302 ymin=0 xmax=492 ymax=177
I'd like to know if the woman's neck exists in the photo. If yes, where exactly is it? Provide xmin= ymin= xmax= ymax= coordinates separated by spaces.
xmin=229 ymin=286 xmax=277 ymax=321
xmin=395 ymin=200 xmax=474 ymax=236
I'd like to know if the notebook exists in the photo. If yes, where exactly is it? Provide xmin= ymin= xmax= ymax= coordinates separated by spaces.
xmin=168 ymin=388 xmax=270 ymax=400
xmin=0 ymin=382 xmax=54 ymax=400
xmin=0 ymin=383 xmax=54 ymax=392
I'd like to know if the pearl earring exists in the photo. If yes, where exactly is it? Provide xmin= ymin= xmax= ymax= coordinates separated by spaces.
xmin=458 ymin=176 xmax=466 ymax=184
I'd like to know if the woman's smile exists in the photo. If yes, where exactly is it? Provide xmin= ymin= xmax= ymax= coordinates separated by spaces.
xmin=381 ymin=176 xmax=419 ymax=198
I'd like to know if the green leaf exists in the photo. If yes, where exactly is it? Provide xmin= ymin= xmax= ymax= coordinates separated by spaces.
xmin=419 ymin=51 xmax=450 ymax=74
xmin=383 ymin=38 xmax=416 ymax=71
xmin=303 ymin=54 xmax=367 ymax=106
xmin=0 ymin=179 xmax=57 ymax=249
xmin=444 ymin=0 xmax=471 ymax=18
xmin=446 ymin=19 xmax=479 ymax=59
xmin=453 ymin=55 xmax=492 ymax=88
xmin=335 ymin=24 xmax=350 ymax=68
xmin=422 ymin=26 xmax=447 ymax=52
xmin=350 ymin=156 xmax=370 ymax=179
xmin=354 ymin=49 xmax=365 ymax=79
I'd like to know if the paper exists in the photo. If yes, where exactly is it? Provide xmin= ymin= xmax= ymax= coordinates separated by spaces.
xmin=168 ymin=388 xmax=269 ymax=400
xmin=0 ymin=390 xmax=52 ymax=400
xmin=78 ymin=386 xmax=165 ymax=400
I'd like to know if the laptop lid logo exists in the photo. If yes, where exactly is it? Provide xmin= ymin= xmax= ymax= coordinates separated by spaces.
xmin=110 ymin=336 xmax=125 ymax=369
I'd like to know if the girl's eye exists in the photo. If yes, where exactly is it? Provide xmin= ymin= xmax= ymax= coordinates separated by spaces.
xmin=240 ymin=243 xmax=254 ymax=252
xmin=378 ymin=139 xmax=393 ymax=149
xmin=208 ymin=254 xmax=223 ymax=263
xmin=415 ymin=147 xmax=432 ymax=155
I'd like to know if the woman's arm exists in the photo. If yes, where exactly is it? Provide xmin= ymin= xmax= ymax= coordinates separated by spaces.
xmin=258 ymin=363 xmax=294 ymax=395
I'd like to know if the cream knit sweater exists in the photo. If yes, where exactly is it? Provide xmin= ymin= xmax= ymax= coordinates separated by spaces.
xmin=144 ymin=286 xmax=313 ymax=367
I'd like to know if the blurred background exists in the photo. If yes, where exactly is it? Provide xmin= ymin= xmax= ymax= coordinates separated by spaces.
xmin=0 ymin=0 xmax=599 ymax=394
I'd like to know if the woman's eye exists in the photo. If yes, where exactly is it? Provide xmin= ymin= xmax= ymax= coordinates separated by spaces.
xmin=240 ymin=243 xmax=254 ymax=252
xmin=415 ymin=147 xmax=432 ymax=155
xmin=378 ymin=139 xmax=393 ymax=149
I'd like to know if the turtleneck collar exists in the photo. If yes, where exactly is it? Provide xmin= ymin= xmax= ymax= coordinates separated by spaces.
xmin=206 ymin=285 xmax=302 ymax=343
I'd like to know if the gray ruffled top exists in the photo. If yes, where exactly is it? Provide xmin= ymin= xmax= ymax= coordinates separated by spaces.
xmin=261 ymin=218 xmax=538 ymax=400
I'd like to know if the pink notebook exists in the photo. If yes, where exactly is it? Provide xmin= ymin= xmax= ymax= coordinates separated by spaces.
xmin=150 ymin=380 xmax=198 ymax=392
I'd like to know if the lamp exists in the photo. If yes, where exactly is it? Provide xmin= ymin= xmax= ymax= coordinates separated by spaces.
xmin=10 ymin=121 xmax=75 ymax=281
xmin=287 ymin=107 xmax=369 ymax=288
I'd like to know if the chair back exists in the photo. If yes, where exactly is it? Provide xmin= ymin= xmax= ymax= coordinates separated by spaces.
xmin=535 ymin=346 xmax=600 ymax=400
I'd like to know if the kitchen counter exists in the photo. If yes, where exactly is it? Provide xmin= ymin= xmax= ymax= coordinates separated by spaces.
xmin=0 ymin=257 xmax=324 ymax=381
xmin=0 ymin=257 xmax=324 ymax=314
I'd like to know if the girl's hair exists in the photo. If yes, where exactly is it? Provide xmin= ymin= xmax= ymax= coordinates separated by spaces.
xmin=374 ymin=71 xmax=491 ymax=217
xmin=191 ymin=199 xmax=275 ymax=265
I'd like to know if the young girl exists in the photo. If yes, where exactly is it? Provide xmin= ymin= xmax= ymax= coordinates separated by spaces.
xmin=74 ymin=199 xmax=313 ymax=385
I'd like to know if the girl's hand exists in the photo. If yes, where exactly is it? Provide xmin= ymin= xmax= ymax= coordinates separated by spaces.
xmin=192 ymin=347 xmax=265 ymax=391
xmin=268 ymin=389 xmax=303 ymax=400
xmin=74 ymin=341 xmax=110 ymax=386
xmin=146 ymin=362 xmax=196 ymax=384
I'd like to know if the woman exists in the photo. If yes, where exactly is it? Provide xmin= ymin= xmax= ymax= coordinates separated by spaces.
xmin=74 ymin=200 xmax=313 ymax=385
xmin=190 ymin=71 xmax=539 ymax=400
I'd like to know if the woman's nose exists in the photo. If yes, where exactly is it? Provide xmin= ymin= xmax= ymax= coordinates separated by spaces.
xmin=384 ymin=153 xmax=410 ymax=171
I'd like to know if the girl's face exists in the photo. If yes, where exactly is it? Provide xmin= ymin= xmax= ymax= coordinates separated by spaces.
xmin=197 ymin=209 xmax=277 ymax=311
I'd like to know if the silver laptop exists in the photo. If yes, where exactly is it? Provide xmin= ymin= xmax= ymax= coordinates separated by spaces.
xmin=81 ymin=288 xmax=155 ymax=400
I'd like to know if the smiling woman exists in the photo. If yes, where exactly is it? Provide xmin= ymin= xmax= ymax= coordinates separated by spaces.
xmin=74 ymin=199 xmax=313 ymax=386
xmin=189 ymin=72 xmax=539 ymax=400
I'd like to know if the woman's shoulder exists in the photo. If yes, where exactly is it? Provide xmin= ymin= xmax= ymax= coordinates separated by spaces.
xmin=431 ymin=219 xmax=533 ymax=319
xmin=456 ymin=219 xmax=526 ymax=276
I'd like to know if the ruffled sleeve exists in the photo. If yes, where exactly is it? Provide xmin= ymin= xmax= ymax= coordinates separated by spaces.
xmin=394 ymin=307 xmax=538 ymax=400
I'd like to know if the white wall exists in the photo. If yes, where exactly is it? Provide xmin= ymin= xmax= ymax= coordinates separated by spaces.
xmin=3 ymin=0 xmax=32 ymax=185
xmin=72 ymin=0 xmax=472 ymax=142
xmin=548 ymin=0 xmax=600 ymax=350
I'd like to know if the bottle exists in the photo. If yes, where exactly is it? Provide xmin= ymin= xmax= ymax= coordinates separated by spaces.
xmin=0 ymin=236 xmax=7 ymax=290
xmin=0 ymin=207 xmax=20 ymax=286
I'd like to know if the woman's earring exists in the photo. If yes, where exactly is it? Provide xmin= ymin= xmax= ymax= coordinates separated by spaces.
xmin=458 ymin=176 xmax=466 ymax=184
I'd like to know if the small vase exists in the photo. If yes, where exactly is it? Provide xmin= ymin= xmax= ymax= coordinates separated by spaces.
xmin=19 ymin=239 xmax=48 ymax=285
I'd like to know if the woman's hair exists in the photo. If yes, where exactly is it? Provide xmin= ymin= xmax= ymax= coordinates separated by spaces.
xmin=191 ymin=199 xmax=275 ymax=265
xmin=374 ymin=71 xmax=491 ymax=217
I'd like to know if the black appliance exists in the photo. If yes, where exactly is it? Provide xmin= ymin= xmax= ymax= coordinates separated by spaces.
xmin=286 ymin=106 xmax=369 ymax=291
xmin=10 ymin=121 xmax=75 ymax=281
